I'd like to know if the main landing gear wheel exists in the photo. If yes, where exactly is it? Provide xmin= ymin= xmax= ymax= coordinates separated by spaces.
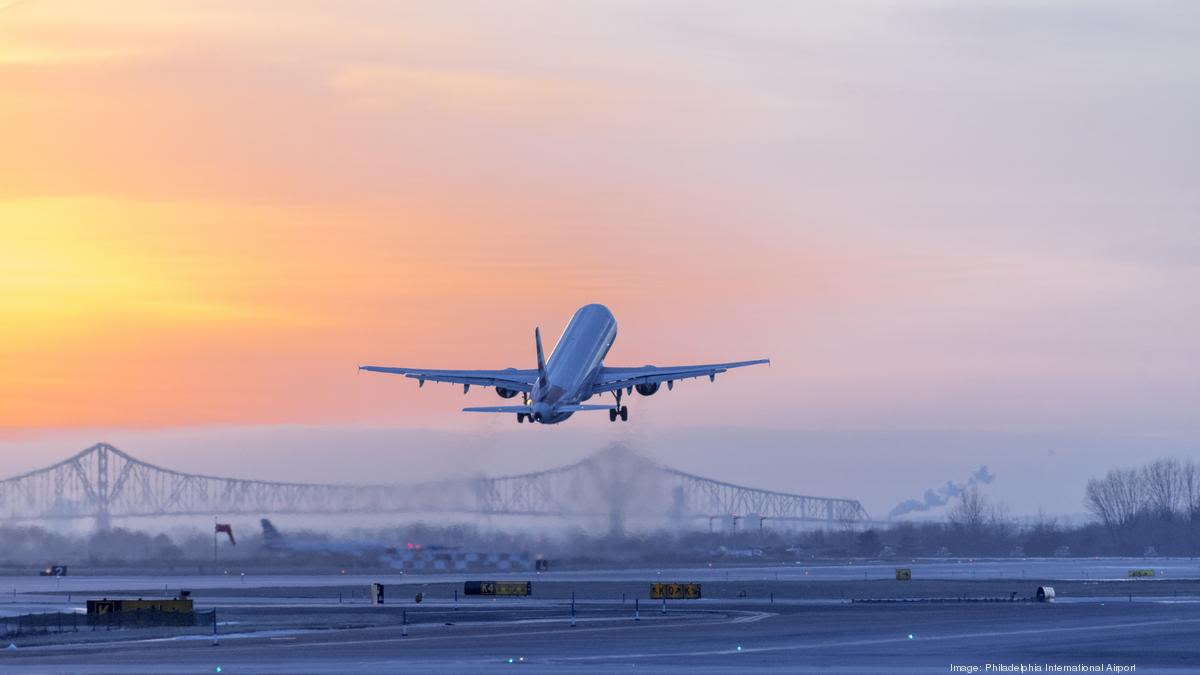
xmin=610 ymin=388 xmax=627 ymax=422
xmin=517 ymin=412 xmax=527 ymax=423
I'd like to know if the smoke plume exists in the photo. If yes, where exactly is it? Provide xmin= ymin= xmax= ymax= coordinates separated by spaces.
xmin=889 ymin=465 xmax=996 ymax=519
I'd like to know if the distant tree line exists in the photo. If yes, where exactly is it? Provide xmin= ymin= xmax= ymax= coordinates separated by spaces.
xmin=1083 ymin=458 xmax=1200 ymax=554
xmin=796 ymin=457 xmax=1200 ymax=559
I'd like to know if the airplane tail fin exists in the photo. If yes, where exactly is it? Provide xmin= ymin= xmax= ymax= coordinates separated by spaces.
xmin=535 ymin=327 xmax=547 ymax=382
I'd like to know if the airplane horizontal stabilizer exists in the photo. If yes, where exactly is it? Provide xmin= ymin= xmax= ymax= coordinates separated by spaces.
xmin=462 ymin=405 xmax=531 ymax=413
xmin=461 ymin=404 xmax=613 ymax=413
xmin=556 ymin=405 xmax=614 ymax=412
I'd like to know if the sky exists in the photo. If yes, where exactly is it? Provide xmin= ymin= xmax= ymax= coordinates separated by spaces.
xmin=1 ymin=1 xmax=1198 ymax=518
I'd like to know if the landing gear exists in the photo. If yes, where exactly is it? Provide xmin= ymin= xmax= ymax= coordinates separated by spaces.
xmin=610 ymin=389 xmax=628 ymax=423
xmin=517 ymin=412 xmax=528 ymax=424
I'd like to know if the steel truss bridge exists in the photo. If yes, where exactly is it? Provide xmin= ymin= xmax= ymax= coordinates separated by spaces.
xmin=0 ymin=443 xmax=870 ymax=531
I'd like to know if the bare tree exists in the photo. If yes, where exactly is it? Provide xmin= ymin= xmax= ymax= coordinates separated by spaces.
xmin=948 ymin=485 xmax=987 ymax=532
xmin=1142 ymin=458 xmax=1184 ymax=520
xmin=948 ymin=485 xmax=1007 ymax=534
xmin=1085 ymin=478 xmax=1114 ymax=531
xmin=1183 ymin=460 xmax=1200 ymax=521
xmin=1085 ymin=468 xmax=1144 ymax=532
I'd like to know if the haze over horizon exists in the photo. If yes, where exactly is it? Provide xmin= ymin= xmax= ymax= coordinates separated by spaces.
xmin=2 ymin=1 xmax=1198 ymax=519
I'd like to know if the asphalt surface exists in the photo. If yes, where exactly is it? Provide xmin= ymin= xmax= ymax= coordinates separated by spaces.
xmin=1 ymin=598 xmax=1193 ymax=673
xmin=1 ymin=560 xmax=1197 ymax=673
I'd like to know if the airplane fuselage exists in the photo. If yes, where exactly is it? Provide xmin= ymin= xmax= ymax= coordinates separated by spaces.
xmin=530 ymin=303 xmax=618 ymax=424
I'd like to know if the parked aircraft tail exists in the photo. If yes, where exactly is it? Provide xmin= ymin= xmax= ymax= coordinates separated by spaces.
xmin=261 ymin=518 xmax=284 ymax=549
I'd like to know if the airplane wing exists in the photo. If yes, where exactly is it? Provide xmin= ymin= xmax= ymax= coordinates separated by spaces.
xmin=359 ymin=366 xmax=538 ymax=392
xmin=591 ymin=359 xmax=769 ymax=394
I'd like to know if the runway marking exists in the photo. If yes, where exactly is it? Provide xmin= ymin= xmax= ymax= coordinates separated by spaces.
xmin=0 ymin=609 xmax=756 ymax=655
xmin=730 ymin=610 xmax=775 ymax=623
xmin=276 ymin=612 xmax=740 ymax=649
xmin=551 ymin=616 xmax=1200 ymax=663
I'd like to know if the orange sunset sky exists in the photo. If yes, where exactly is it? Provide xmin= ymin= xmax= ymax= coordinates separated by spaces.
xmin=2 ymin=0 xmax=1197 ymax=468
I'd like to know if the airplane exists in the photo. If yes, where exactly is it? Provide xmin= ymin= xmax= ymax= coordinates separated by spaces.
xmin=359 ymin=303 xmax=768 ymax=424
xmin=260 ymin=518 xmax=390 ymax=556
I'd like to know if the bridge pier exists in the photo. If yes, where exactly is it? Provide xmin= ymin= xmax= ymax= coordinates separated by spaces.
xmin=95 ymin=444 xmax=110 ymax=531
xmin=608 ymin=508 xmax=625 ymax=538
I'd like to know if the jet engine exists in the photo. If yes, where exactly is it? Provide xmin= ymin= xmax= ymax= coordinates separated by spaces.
xmin=635 ymin=382 xmax=660 ymax=396
xmin=496 ymin=387 xmax=519 ymax=399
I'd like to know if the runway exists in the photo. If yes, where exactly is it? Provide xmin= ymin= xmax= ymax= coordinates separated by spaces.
xmin=1 ymin=597 xmax=1189 ymax=673
xmin=2 ymin=559 xmax=1197 ymax=673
